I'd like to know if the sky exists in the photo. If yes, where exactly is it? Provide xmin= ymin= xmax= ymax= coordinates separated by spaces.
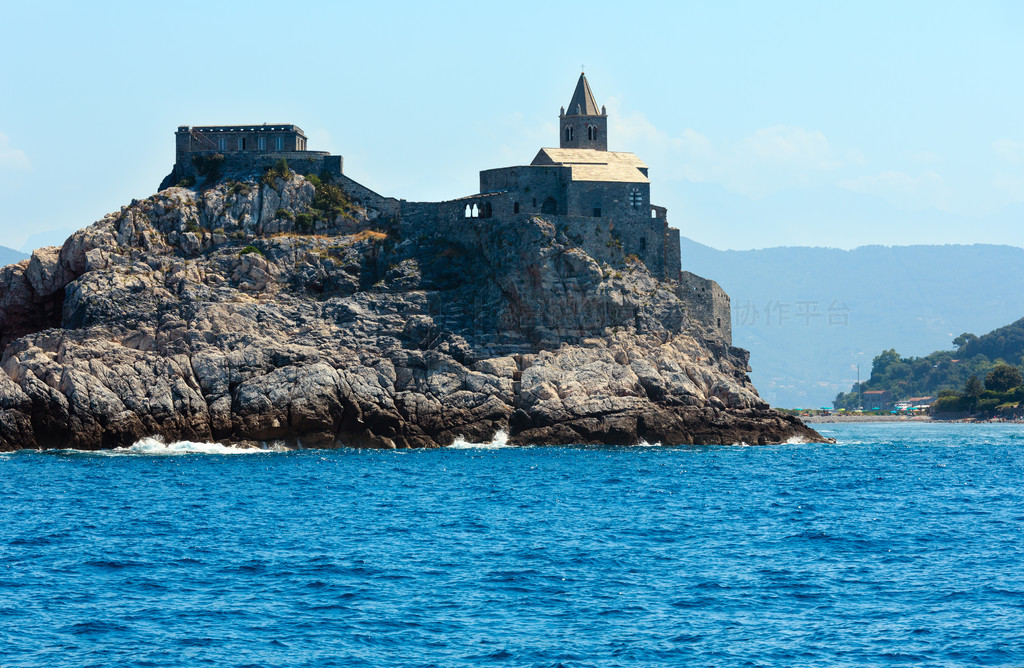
xmin=1 ymin=0 xmax=1022 ymax=252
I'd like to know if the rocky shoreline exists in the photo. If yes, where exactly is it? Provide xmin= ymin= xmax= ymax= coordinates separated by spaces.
xmin=0 ymin=171 xmax=827 ymax=450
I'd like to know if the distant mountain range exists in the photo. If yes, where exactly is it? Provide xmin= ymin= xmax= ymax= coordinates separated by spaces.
xmin=1 ymin=246 xmax=28 ymax=267
xmin=680 ymin=239 xmax=1024 ymax=408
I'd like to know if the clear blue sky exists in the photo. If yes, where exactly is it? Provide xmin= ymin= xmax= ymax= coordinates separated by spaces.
xmin=2 ymin=0 xmax=1022 ymax=252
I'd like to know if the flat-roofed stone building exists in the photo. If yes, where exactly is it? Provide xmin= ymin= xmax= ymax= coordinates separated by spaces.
xmin=161 ymin=123 xmax=341 ymax=189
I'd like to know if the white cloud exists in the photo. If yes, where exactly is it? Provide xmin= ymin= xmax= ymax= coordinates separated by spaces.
xmin=0 ymin=133 xmax=30 ymax=171
xmin=608 ymin=106 xmax=855 ymax=199
xmin=838 ymin=170 xmax=948 ymax=210
xmin=741 ymin=126 xmax=841 ymax=170
xmin=992 ymin=138 xmax=1024 ymax=164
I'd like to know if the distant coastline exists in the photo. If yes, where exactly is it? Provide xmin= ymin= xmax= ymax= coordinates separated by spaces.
xmin=804 ymin=414 xmax=1024 ymax=424
xmin=803 ymin=415 xmax=933 ymax=423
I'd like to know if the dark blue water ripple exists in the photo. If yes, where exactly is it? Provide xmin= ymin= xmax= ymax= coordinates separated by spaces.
xmin=2 ymin=423 xmax=1024 ymax=666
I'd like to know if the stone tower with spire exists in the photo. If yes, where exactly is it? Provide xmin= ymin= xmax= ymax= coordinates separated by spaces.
xmin=559 ymin=72 xmax=607 ymax=151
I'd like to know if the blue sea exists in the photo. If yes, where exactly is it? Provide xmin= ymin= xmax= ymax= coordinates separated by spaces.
xmin=2 ymin=423 xmax=1024 ymax=667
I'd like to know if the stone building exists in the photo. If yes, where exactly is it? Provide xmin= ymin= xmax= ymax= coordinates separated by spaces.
xmin=162 ymin=124 xmax=340 ymax=189
xmin=472 ymin=73 xmax=681 ymax=289
xmin=161 ymin=74 xmax=733 ymax=344
xmin=175 ymin=124 xmax=309 ymax=161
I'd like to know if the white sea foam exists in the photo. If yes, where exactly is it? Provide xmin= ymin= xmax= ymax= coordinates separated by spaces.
xmin=448 ymin=430 xmax=511 ymax=449
xmin=636 ymin=440 xmax=662 ymax=447
xmin=97 ymin=436 xmax=274 ymax=456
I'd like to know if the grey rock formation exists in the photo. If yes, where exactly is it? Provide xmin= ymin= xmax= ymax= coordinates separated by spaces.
xmin=0 ymin=172 xmax=826 ymax=450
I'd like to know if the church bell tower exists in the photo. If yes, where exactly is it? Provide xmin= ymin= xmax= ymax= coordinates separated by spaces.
xmin=559 ymin=72 xmax=607 ymax=151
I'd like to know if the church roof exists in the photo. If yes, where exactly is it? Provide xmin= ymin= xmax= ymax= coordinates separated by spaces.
xmin=531 ymin=148 xmax=649 ymax=183
xmin=565 ymin=73 xmax=601 ymax=116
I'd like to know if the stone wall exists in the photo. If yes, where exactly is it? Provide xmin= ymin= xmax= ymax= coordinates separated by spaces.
xmin=162 ymin=152 xmax=341 ymax=190
xmin=480 ymin=166 xmax=569 ymax=215
xmin=678 ymin=271 xmax=732 ymax=345
xmin=664 ymin=224 xmax=681 ymax=283
xmin=335 ymin=175 xmax=401 ymax=219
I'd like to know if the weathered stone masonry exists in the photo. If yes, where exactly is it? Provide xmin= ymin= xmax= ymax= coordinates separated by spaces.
xmin=162 ymin=74 xmax=732 ymax=345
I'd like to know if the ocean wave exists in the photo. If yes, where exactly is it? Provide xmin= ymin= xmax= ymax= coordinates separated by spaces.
xmin=98 ymin=436 xmax=277 ymax=456
xmin=448 ymin=430 xmax=511 ymax=449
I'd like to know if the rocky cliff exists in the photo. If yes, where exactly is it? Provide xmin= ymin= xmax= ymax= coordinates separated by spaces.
xmin=0 ymin=170 xmax=825 ymax=450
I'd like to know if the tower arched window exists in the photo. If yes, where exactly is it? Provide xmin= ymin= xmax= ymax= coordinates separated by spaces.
xmin=588 ymin=125 xmax=598 ymax=141
xmin=565 ymin=126 xmax=574 ymax=142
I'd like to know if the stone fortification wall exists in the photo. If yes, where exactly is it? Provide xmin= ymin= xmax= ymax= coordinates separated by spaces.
xmin=664 ymin=225 xmax=681 ymax=283
xmin=678 ymin=271 xmax=732 ymax=345
xmin=162 ymin=152 xmax=341 ymax=190
xmin=334 ymin=175 xmax=401 ymax=219
xmin=395 ymin=200 xmax=679 ymax=283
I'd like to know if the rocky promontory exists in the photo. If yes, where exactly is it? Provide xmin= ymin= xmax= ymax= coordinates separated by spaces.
xmin=0 ymin=169 xmax=826 ymax=450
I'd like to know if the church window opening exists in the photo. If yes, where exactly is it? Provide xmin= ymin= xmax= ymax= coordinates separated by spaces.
xmin=513 ymin=202 xmax=520 ymax=214
xmin=565 ymin=126 xmax=574 ymax=142
xmin=465 ymin=205 xmax=472 ymax=218
xmin=588 ymin=125 xmax=598 ymax=140
xmin=472 ymin=203 xmax=479 ymax=218
xmin=629 ymin=188 xmax=643 ymax=209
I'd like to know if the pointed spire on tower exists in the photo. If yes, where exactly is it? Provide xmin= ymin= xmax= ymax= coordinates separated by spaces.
xmin=565 ymin=72 xmax=601 ymax=116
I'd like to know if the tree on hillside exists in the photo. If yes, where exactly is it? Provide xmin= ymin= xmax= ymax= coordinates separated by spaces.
xmin=963 ymin=375 xmax=984 ymax=411
xmin=953 ymin=332 xmax=978 ymax=348
xmin=985 ymin=364 xmax=1023 ymax=392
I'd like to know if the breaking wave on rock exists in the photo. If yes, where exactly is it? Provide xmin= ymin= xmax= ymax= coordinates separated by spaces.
xmin=97 ymin=436 xmax=279 ymax=456
xmin=448 ymin=430 xmax=512 ymax=449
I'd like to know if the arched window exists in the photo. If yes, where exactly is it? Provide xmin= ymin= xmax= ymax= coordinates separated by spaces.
xmin=587 ymin=125 xmax=598 ymax=141
xmin=484 ymin=202 xmax=492 ymax=218
xmin=472 ymin=203 xmax=479 ymax=218
xmin=465 ymin=205 xmax=472 ymax=218
xmin=541 ymin=196 xmax=557 ymax=214
xmin=565 ymin=126 xmax=574 ymax=142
